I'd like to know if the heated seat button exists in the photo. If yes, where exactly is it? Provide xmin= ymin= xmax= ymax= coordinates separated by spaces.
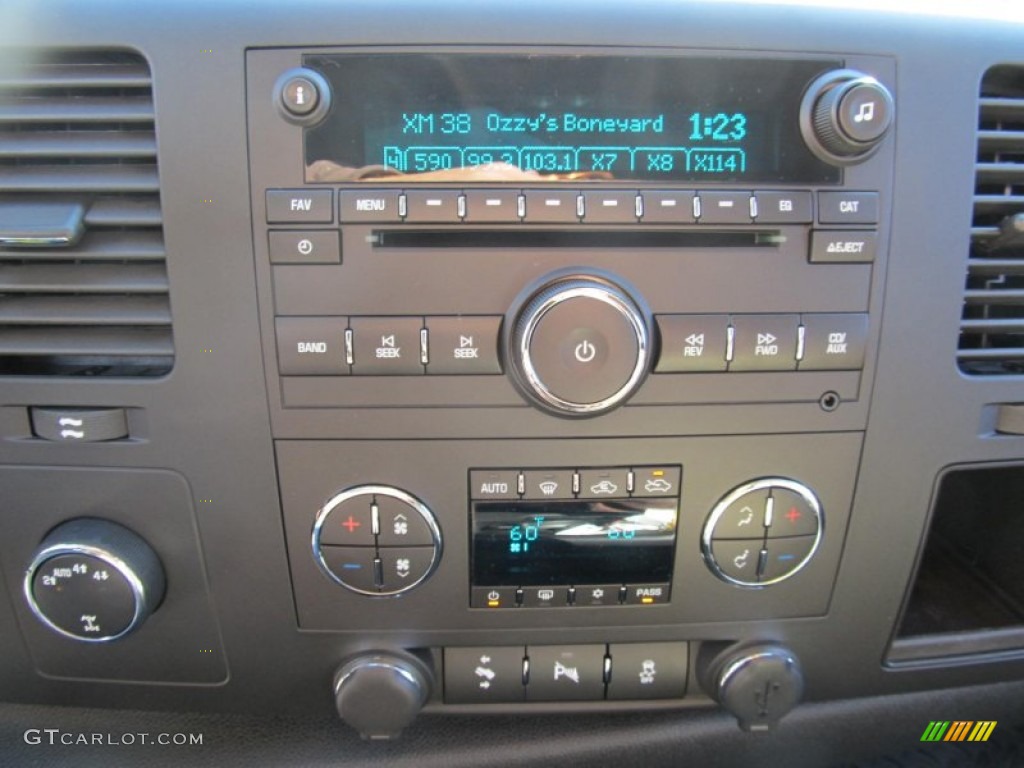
xmin=526 ymin=645 xmax=606 ymax=701
xmin=729 ymin=314 xmax=799 ymax=371
xmin=350 ymin=316 xmax=424 ymax=375
xmin=425 ymin=316 xmax=502 ymax=375
xmin=799 ymin=313 xmax=869 ymax=370
xmin=338 ymin=190 xmax=403 ymax=223
xmin=445 ymin=647 xmax=525 ymax=703
xmin=276 ymin=317 xmax=349 ymax=375
xmin=31 ymin=407 xmax=128 ymax=443
xmin=655 ymin=314 xmax=730 ymax=372
xmin=607 ymin=643 xmax=688 ymax=700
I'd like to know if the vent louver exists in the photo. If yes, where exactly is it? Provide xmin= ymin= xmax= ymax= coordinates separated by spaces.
xmin=0 ymin=50 xmax=173 ymax=377
xmin=959 ymin=65 xmax=1024 ymax=375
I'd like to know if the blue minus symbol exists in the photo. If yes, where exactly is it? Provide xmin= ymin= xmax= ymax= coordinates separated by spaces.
xmin=778 ymin=554 xmax=796 ymax=562
xmin=342 ymin=563 xmax=363 ymax=570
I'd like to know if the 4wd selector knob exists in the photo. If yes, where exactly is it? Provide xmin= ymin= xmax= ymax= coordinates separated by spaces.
xmin=801 ymin=69 xmax=894 ymax=164
xmin=24 ymin=518 xmax=165 ymax=642
xmin=509 ymin=272 xmax=650 ymax=417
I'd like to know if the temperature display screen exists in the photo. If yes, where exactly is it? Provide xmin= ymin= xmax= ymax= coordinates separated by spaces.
xmin=472 ymin=500 xmax=678 ymax=586
xmin=304 ymin=53 xmax=840 ymax=184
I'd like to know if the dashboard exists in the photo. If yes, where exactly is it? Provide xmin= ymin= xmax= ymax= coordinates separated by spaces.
xmin=1 ymin=0 xmax=1024 ymax=765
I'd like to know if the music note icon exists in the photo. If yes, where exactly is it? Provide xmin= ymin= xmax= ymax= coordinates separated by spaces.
xmin=853 ymin=101 xmax=875 ymax=123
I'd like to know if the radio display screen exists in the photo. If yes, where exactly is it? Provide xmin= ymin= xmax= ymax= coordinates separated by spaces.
xmin=471 ymin=499 xmax=678 ymax=587
xmin=304 ymin=53 xmax=840 ymax=184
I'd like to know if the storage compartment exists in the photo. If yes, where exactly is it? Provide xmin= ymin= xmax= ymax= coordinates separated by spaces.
xmin=890 ymin=465 xmax=1024 ymax=663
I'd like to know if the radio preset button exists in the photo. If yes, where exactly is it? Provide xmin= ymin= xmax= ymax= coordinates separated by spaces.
xmin=753 ymin=191 xmax=813 ymax=224
xmin=522 ymin=470 xmax=575 ymax=500
xmin=404 ymin=190 xmax=462 ymax=223
xmin=582 ymin=191 xmax=638 ymax=224
xmin=809 ymin=230 xmax=878 ymax=263
xmin=350 ymin=317 xmax=424 ymax=375
xmin=729 ymin=314 xmax=800 ymax=371
xmin=818 ymin=191 xmax=879 ymax=224
xmin=697 ymin=191 xmax=753 ymax=224
xmin=712 ymin=489 xmax=770 ymax=539
xmin=799 ymin=313 xmax=869 ymax=370
xmin=338 ymin=190 xmax=403 ymax=223
xmin=266 ymin=189 xmax=334 ymax=224
xmin=463 ymin=190 xmax=521 ymax=223
xmin=470 ymin=470 xmax=521 ymax=500
xmin=425 ymin=316 xmax=502 ymax=375
xmin=526 ymin=645 xmax=606 ymax=701
xmin=522 ymin=190 xmax=579 ymax=223
xmin=268 ymin=230 xmax=340 ymax=264
xmin=710 ymin=539 xmax=763 ymax=583
xmin=607 ymin=643 xmax=688 ymax=700
xmin=632 ymin=466 xmax=681 ymax=498
xmin=577 ymin=468 xmax=630 ymax=499
xmin=445 ymin=647 xmax=526 ymax=703
xmin=639 ymin=191 xmax=697 ymax=223
xmin=276 ymin=317 xmax=349 ymax=376
xmin=318 ymin=546 xmax=379 ymax=592
xmin=655 ymin=314 xmax=730 ymax=372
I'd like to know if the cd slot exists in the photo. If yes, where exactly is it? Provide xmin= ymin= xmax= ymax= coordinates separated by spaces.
xmin=373 ymin=229 xmax=781 ymax=250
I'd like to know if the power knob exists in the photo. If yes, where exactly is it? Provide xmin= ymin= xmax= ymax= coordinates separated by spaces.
xmin=801 ymin=69 xmax=894 ymax=164
xmin=24 ymin=518 xmax=165 ymax=642
xmin=333 ymin=652 xmax=432 ymax=739
xmin=508 ymin=270 xmax=651 ymax=417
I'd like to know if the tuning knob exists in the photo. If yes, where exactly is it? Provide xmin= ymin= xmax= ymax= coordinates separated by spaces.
xmin=333 ymin=652 xmax=432 ymax=739
xmin=702 ymin=643 xmax=804 ymax=731
xmin=508 ymin=271 xmax=651 ymax=417
xmin=801 ymin=69 xmax=894 ymax=164
xmin=24 ymin=518 xmax=165 ymax=642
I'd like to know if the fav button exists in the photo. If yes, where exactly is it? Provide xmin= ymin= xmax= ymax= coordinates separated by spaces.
xmin=266 ymin=189 xmax=333 ymax=224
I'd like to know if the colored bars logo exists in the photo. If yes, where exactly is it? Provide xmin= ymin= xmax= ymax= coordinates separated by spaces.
xmin=921 ymin=721 xmax=997 ymax=742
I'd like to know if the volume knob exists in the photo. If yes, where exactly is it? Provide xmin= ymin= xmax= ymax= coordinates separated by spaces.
xmin=802 ymin=70 xmax=894 ymax=164
xmin=508 ymin=271 xmax=651 ymax=417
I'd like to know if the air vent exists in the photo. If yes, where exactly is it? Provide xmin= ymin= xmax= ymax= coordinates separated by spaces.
xmin=959 ymin=65 xmax=1024 ymax=375
xmin=0 ymin=50 xmax=172 ymax=377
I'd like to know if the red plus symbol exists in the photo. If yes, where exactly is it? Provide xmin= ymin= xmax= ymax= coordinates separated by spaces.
xmin=785 ymin=507 xmax=802 ymax=524
xmin=342 ymin=515 xmax=361 ymax=533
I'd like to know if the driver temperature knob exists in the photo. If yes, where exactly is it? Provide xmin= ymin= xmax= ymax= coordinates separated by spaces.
xmin=509 ymin=271 xmax=651 ymax=417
